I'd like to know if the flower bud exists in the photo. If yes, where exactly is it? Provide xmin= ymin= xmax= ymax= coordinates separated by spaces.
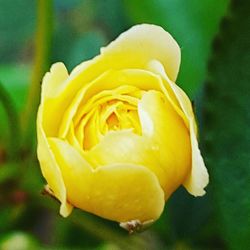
xmin=37 ymin=24 xmax=209 ymax=225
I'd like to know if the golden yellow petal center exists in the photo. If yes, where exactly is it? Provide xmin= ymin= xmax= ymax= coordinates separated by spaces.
xmin=73 ymin=85 xmax=144 ymax=150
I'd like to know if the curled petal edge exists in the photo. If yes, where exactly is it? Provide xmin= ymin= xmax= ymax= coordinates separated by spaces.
xmin=148 ymin=60 xmax=209 ymax=196
xmin=37 ymin=106 xmax=73 ymax=217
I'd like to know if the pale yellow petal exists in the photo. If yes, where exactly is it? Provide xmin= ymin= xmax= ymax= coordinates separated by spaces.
xmin=60 ymin=69 xmax=165 ymax=139
xmin=41 ymin=62 xmax=69 ymax=100
xmin=85 ymin=90 xmax=191 ymax=197
xmin=83 ymin=108 xmax=100 ymax=150
xmin=63 ymin=24 xmax=180 ymax=102
xmin=37 ymin=106 xmax=73 ymax=217
xmin=148 ymin=60 xmax=209 ymax=196
xmin=40 ymin=63 xmax=70 ymax=136
xmin=66 ymin=122 xmax=82 ymax=153
xmin=185 ymin=118 xmax=209 ymax=196
xmin=138 ymin=90 xmax=192 ymax=195
xmin=58 ymin=71 xmax=110 ymax=138
xmin=85 ymin=130 xmax=168 ymax=195
xmin=48 ymin=138 xmax=165 ymax=223
xmin=100 ymin=24 xmax=180 ymax=81
xmin=40 ymin=25 xmax=180 ymax=137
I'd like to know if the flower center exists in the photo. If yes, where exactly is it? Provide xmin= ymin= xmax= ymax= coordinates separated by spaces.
xmin=73 ymin=85 xmax=144 ymax=150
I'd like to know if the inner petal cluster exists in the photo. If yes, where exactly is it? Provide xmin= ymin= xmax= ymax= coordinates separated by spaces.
xmin=72 ymin=85 xmax=144 ymax=150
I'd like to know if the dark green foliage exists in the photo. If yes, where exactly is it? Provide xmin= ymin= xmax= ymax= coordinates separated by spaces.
xmin=203 ymin=1 xmax=250 ymax=249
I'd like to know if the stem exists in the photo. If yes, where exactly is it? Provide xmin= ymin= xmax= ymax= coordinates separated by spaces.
xmin=22 ymin=0 xmax=53 ymax=139
xmin=0 ymin=83 xmax=20 ymax=160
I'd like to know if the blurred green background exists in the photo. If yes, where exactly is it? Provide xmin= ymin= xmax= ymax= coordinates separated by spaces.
xmin=1 ymin=0 xmax=250 ymax=249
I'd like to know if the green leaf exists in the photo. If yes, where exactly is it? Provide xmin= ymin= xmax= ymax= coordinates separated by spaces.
xmin=123 ymin=0 xmax=229 ymax=97
xmin=202 ymin=1 xmax=250 ymax=249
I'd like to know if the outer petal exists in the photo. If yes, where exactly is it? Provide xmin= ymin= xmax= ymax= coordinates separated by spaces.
xmin=37 ymin=106 xmax=73 ymax=216
xmin=85 ymin=130 xmax=169 ymax=197
xmin=138 ymin=91 xmax=192 ymax=195
xmin=41 ymin=62 xmax=69 ymax=100
xmin=48 ymin=138 xmax=165 ymax=223
xmin=100 ymin=24 xmax=180 ymax=82
xmin=148 ymin=60 xmax=209 ymax=196
xmin=40 ymin=24 xmax=180 ymax=136
xmin=40 ymin=63 xmax=69 ymax=137
xmin=168 ymin=85 xmax=208 ymax=196
xmin=85 ymin=90 xmax=191 ymax=197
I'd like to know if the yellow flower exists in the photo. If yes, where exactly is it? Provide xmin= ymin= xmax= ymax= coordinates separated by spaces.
xmin=37 ymin=24 xmax=208 ymax=227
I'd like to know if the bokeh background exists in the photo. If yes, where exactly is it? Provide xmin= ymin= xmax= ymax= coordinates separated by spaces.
xmin=1 ymin=0 xmax=250 ymax=249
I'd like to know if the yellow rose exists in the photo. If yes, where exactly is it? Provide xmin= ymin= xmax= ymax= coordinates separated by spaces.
xmin=37 ymin=24 xmax=208 ymax=227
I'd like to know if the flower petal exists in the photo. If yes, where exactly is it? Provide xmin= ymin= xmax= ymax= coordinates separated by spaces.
xmin=186 ymin=119 xmax=209 ymax=196
xmin=40 ymin=24 xmax=180 ymax=137
xmin=85 ymin=130 xmax=168 ymax=196
xmin=59 ymin=69 xmax=166 ymax=140
xmin=37 ymin=106 xmax=73 ymax=217
xmin=138 ymin=90 xmax=192 ymax=195
xmin=167 ymin=84 xmax=209 ymax=195
xmin=40 ymin=63 xmax=70 ymax=137
xmin=100 ymin=24 xmax=181 ymax=81
xmin=86 ymin=90 xmax=191 ymax=197
xmin=41 ymin=62 xmax=69 ymax=100
xmin=48 ymin=138 xmax=165 ymax=223
xmin=148 ymin=60 xmax=209 ymax=196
